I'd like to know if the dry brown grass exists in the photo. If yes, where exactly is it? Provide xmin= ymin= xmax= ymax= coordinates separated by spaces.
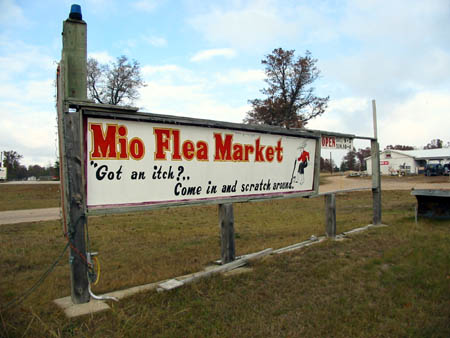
xmin=0 ymin=190 xmax=449 ymax=337
xmin=0 ymin=184 xmax=60 ymax=211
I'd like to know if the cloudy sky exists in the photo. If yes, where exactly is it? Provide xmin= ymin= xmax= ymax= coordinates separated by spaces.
xmin=1 ymin=0 xmax=449 ymax=166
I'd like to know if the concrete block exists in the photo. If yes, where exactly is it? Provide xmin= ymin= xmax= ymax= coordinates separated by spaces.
xmin=54 ymin=296 xmax=110 ymax=318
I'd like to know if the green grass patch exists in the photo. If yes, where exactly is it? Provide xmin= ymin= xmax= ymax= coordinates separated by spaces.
xmin=0 ymin=184 xmax=60 ymax=211
xmin=0 ymin=191 xmax=449 ymax=337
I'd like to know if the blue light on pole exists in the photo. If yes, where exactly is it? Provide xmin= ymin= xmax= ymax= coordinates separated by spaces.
xmin=69 ymin=4 xmax=82 ymax=20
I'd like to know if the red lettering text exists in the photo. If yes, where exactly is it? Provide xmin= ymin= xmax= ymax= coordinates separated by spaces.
xmin=89 ymin=123 xmax=145 ymax=160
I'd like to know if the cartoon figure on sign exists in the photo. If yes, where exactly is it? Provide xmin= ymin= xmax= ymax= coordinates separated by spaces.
xmin=291 ymin=140 xmax=310 ymax=185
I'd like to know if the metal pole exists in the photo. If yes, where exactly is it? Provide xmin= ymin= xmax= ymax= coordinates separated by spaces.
xmin=372 ymin=99 xmax=378 ymax=140
xmin=59 ymin=4 xmax=89 ymax=304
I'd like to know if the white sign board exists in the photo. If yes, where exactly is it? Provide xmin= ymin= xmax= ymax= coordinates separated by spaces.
xmin=85 ymin=117 xmax=318 ymax=209
xmin=321 ymin=135 xmax=353 ymax=150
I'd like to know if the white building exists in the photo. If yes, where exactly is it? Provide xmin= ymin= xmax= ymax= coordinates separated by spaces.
xmin=365 ymin=148 xmax=450 ymax=175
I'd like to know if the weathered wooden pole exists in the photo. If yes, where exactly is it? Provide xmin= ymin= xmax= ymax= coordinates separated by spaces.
xmin=313 ymin=135 xmax=322 ymax=194
xmin=58 ymin=4 xmax=90 ymax=304
xmin=324 ymin=193 xmax=336 ymax=237
xmin=330 ymin=152 xmax=333 ymax=175
xmin=371 ymin=100 xmax=382 ymax=225
xmin=218 ymin=203 xmax=235 ymax=264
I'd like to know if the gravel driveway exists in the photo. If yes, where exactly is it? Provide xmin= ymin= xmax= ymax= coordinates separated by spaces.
xmin=319 ymin=175 xmax=450 ymax=193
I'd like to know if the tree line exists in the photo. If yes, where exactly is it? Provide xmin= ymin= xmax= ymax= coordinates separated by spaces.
xmin=1 ymin=150 xmax=59 ymax=181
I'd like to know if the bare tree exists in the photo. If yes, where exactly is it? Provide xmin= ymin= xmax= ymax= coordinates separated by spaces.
xmin=244 ymin=48 xmax=329 ymax=128
xmin=87 ymin=55 xmax=145 ymax=106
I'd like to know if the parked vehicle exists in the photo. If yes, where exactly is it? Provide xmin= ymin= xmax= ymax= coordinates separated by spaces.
xmin=424 ymin=163 xmax=444 ymax=176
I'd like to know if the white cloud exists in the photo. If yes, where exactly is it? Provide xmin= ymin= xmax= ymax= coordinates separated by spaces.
xmin=143 ymin=35 xmax=168 ymax=47
xmin=142 ymin=64 xmax=181 ymax=75
xmin=323 ymin=46 xmax=450 ymax=102
xmin=342 ymin=0 xmax=450 ymax=49
xmin=0 ymin=101 xmax=57 ymax=166
xmin=214 ymin=69 xmax=264 ymax=84
xmin=0 ymin=34 xmax=58 ymax=166
xmin=0 ymin=0 xmax=28 ymax=27
xmin=307 ymin=97 xmax=371 ymax=136
xmin=0 ymin=38 xmax=54 ymax=81
xmin=137 ymin=82 xmax=248 ymax=123
xmin=188 ymin=1 xmax=298 ymax=50
xmin=321 ymin=0 xmax=450 ymax=100
xmin=308 ymin=90 xmax=450 ymax=151
xmin=0 ymin=79 xmax=54 ymax=105
xmin=190 ymin=48 xmax=237 ymax=62
xmin=381 ymin=91 xmax=450 ymax=148
xmin=141 ymin=64 xmax=206 ymax=86
xmin=132 ymin=0 xmax=161 ymax=12
xmin=88 ymin=51 xmax=115 ymax=64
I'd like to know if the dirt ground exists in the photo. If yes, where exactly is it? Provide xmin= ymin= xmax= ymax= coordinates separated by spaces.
xmin=319 ymin=174 xmax=450 ymax=193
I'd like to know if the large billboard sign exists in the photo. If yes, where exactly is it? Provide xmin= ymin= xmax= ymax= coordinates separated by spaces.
xmin=85 ymin=116 xmax=318 ymax=210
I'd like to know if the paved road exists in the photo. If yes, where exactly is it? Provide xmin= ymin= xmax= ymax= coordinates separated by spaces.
xmin=1 ymin=181 xmax=60 ymax=185
xmin=0 ymin=208 xmax=60 ymax=225
xmin=1 ymin=176 xmax=449 ymax=225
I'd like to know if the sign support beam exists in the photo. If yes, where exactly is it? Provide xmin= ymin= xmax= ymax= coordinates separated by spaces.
xmin=324 ymin=194 xmax=336 ymax=237
xmin=219 ymin=204 xmax=236 ymax=264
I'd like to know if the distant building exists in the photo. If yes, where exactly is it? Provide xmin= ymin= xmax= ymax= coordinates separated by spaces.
xmin=0 ymin=167 xmax=6 ymax=181
xmin=365 ymin=148 xmax=450 ymax=175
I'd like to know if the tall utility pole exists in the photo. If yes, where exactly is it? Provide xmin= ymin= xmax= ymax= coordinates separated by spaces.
xmin=58 ymin=4 xmax=90 ymax=304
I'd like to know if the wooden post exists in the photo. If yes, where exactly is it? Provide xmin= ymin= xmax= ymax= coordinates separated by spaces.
xmin=324 ymin=194 xmax=336 ymax=238
xmin=371 ymin=100 xmax=382 ymax=225
xmin=58 ymin=5 xmax=89 ymax=304
xmin=218 ymin=203 xmax=235 ymax=264
xmin=330 ymin=151 xmax=332 ymax=175
xmin=371 ymin=140 xmax=382 ymax=225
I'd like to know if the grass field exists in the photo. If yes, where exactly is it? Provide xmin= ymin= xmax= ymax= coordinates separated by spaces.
xmin=0 ymin=184 xmax=60 ymax=211
xmin=0 ymin=186 xmax=449 ymax=337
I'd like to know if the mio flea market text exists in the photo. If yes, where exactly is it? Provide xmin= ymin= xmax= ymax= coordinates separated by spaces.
xmin=89 ymin=123 xmax=284 ymax=163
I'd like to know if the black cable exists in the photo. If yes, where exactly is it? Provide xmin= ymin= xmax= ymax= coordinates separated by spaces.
xmin=0 ymin=242 xmax=70 ymax=312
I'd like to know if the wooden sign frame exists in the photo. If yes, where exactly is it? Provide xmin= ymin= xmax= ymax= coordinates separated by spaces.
xmin=79 ymin=104 xmax=322 ymax=215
